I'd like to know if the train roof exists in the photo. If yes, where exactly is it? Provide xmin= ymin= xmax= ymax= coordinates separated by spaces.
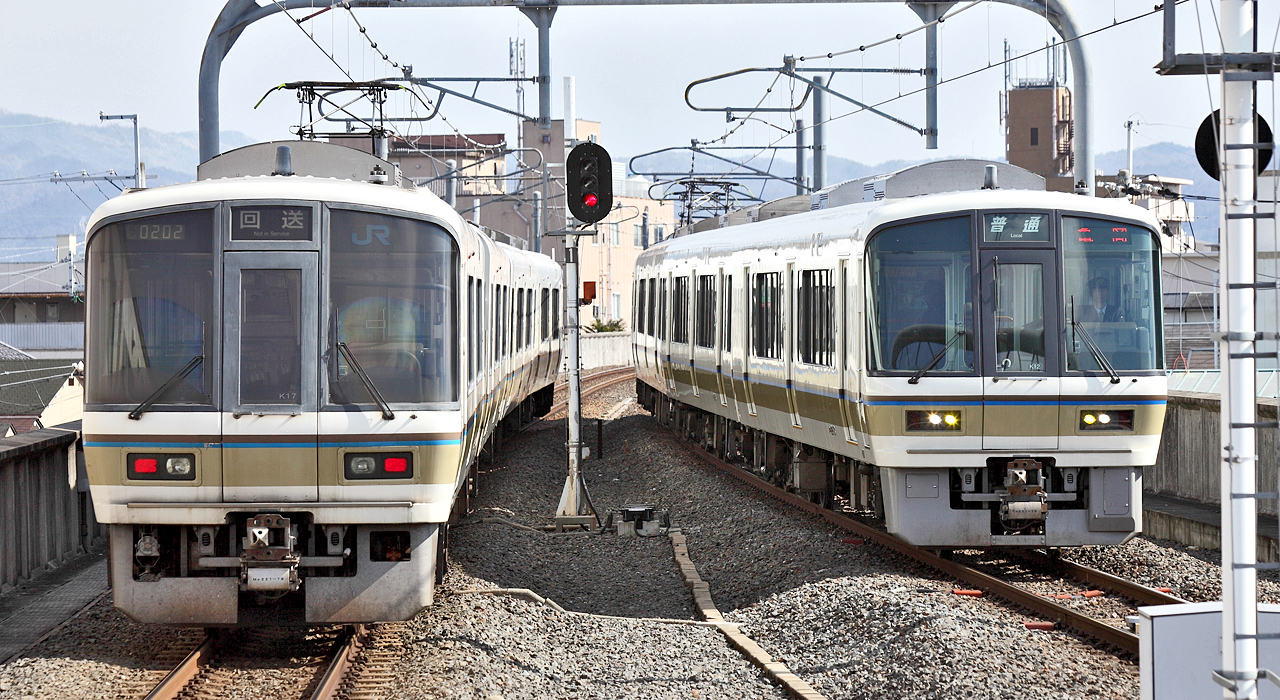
xmin=642 ymin=188 xmax=1163 ymax=266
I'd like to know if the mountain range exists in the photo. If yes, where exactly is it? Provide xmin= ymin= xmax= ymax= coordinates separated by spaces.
xmin=0 ymin=109 xmax=1217 ymax=261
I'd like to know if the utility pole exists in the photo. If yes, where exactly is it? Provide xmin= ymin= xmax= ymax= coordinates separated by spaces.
xmin=795 ymin=118 xmax=807 ymax=196
xmin=812 ymin=77 xmax=826 ymax=190
xmin=1218 ymin=2 xmax=1261 ymax=696
xmin=1124 ymin=118 xmax=1137 ymax=180
xmin=99 ymin=112 xmax=145 ymax=188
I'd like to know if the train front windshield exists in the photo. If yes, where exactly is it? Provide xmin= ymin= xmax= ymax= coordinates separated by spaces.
xmin=1063 ymin=217 xmax=1161 ymax=372
xmin=86 ymin=209 xmax=216 ymax=405
xmin=328 ymin=210 xmax=459 ymax=405
xmin=867 ymin=216 xmax=974 ymax=372
xmin=867 ymin=211 xmax=1161 ymax=377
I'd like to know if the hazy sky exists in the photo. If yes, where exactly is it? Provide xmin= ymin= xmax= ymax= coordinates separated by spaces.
xmin=4 ymin=1 xmax=1278 ymax=173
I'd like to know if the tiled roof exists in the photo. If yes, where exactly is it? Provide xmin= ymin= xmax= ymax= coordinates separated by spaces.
xmin=0 ymin=359 xmax=75 ymax=415
xmin=0 ymin=341 xmax=32 ymax=360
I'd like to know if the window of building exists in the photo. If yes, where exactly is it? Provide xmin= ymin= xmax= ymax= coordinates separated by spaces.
xmin=672 ymin=276 xmax=690 ymax=343
xmin=634 ymin=224 xmax=644 ymax=248
xmin=752 ymin=272 xmax=783 ymax=359
xmin=796 ymin=269 xmax=835 ymax=366
xmin=612 ymin=293 xmax=621 ymax=321
xmin=653 ymin=225 xmax=665 ymax=243
xmin=695 ymin=274 xmax=716 ymax=348
xmin=609 ymin=222 xmax=620 ymax=247
xmin=1030 ymin=127 xmax=1039 ymax=146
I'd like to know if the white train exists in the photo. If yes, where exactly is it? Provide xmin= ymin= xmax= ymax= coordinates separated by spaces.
xmin=634 ymin=161 xmax=1165 ymax=548
xmin=83 ymin=141 xmax=561 ymax=625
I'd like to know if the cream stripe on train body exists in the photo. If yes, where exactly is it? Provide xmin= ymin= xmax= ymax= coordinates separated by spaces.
xmin=634 ymin=163 xmax=1166 ymax=549
xmin=81 ymin=141 xmax=562 ymax=625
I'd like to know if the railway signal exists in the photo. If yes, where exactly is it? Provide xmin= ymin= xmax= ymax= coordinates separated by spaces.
xmin=566 ymin=142 xmax=612 ymax=223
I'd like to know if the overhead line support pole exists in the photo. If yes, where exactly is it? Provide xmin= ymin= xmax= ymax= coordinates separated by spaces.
xmin=198 ymin=0 xmax=1093 ymax=197
xmin=908 ymin=2 xmax=951 ymax=150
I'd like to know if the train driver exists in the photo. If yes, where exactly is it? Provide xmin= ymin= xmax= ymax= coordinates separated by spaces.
xmin=1078 ymin=277 xmax=1123 ymax=324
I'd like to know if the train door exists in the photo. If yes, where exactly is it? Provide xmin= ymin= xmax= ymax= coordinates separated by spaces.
xmin=837 ymin=257 xmax=860 ymax=445
xmin=980 ymin=250 xmax=1060 ymax=450
xmin=740 ymin=265 xmax=758 ymax=417
xmin=784 ymin=262 xmax=801 ymax=428
xmin=221 ymin=252 xmax=320 ymax=501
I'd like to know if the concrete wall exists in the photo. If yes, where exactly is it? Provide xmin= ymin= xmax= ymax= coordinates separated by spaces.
xmin=0 ymin=428 xmax=103 ymax=592
xmin=563 ymin=331 xmax=633 ymax=372
xmin=1150 ymin=390 xmax=1280 ymax=516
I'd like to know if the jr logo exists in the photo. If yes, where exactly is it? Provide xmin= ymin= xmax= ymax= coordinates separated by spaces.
xmin=352 ymin=225 xmax=391 ymax=246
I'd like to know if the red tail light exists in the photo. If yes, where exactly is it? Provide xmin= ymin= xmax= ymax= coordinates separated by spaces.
xmin=384 ymin=457 xmax=408 ymax=473
xmin=135 ymin=458 xmax=158 ymax=473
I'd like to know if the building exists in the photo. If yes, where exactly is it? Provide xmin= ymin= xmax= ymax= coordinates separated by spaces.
xmin=1004 ymin=80 xmax=1075 ymax=193
xmin=0 ymin=358 xmax=83 ymax=433
xmin=0 ymin=234 xmax=84 ymax=359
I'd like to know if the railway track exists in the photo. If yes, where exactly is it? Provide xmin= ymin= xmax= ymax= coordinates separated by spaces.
xmin=547 ymin=366 xmax=636 ymax=416
xmin=666 ymin=429 xmax=1185 ymax=656
xmin=142 ymin=624 xmax=399 ymax=700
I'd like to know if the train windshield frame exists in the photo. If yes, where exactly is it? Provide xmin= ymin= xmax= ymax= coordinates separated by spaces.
xmin=85 ymin=206 xmax=217 ymax=408
xmin=327 ymin=208 xmax=460 ymax=407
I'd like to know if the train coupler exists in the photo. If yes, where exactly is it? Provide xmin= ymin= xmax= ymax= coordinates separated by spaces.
xmin=999 ymin=458 xmax=1048 ymax=522
xmin=240 ymin=513 xmax=300 ymax=592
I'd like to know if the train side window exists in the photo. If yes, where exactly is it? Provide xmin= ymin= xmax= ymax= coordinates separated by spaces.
xmin=722 ymin=274 xmax=733 ymax=351
xmin=526 ymin=289 xmax=534 ymax=349
xmin=672 ymin=277 xmax=690 ymax=343
xmin=467 ymin=276 xmax=475 ymax=382
xmin=648 ymin=279 xmax=657 ymax=336
xmin=796 ymin=269 xmax=835 ymax=366
xmin=516 ymin=288 xmax=525 ymax=350
xmin=492 ymin=284 xmax=499 ymax=362
xmin=541 ymin=288 xmax=550 ymax=341
xmin=637 ymin=279 xmax=648 ymax=336
xmin=657 ymin=279 xmax=667 ymax=341
xmin=695 ymin=275 xmax=716 ymax=348
xmin=752 ymin=272 xmax=783 ymax=359
xmin=552 ymin=288 xmax=561 ymax=338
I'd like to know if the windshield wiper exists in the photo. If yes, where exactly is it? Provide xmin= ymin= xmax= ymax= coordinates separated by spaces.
xmin=1072 ymin=321 xmax=1121 ymax=384
xmin=337 ymin=342 xmax=395 ymax=420
xmin=909 ymin=330 xmax=966 ymax=385
xmin=129 ymin=355 xmax=204 ymax=420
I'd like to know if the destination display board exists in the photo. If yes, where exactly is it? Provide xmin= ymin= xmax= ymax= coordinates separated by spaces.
xmin=231 ymin=205 xmax=313 ymax=241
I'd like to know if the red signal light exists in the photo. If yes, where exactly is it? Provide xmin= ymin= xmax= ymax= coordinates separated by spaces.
xmin=583 ymin=193 xmax=598 ymax=208
xmin=135 ymin=458 xmax=158 ymax=473
xmin=384 ymin=457 xmax=408 ymax=473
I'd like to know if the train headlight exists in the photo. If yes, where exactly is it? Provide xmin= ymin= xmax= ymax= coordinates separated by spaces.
xmin=128 ymin=453 xmax=196 ymax=481
xmin=165 ymin=457 xmax=192 ymax=476
xmin=345 ymin=453 xmax=414 ymax=480
xmin=906 ymin=410 xmax=962 ymax=431
xmin=1079 ymin=409 xmax=1134 ymax=431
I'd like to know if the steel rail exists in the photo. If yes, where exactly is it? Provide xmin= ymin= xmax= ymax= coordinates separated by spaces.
xmin=309 ymin=625 xmax=367 ymax=700
xmin=548 ymin=367 xmax=636 ymax=416
xmin=667 ymin=432 xmax=1149 ymax=655
xmin=1014 ymin=550 xmax=1188 ymax=608
xmin=142 ymin=635 xmax=214 ymax=700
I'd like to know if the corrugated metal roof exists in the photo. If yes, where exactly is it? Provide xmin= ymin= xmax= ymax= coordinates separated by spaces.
xmin=0 ymin=260 xmax=81 ymax=296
